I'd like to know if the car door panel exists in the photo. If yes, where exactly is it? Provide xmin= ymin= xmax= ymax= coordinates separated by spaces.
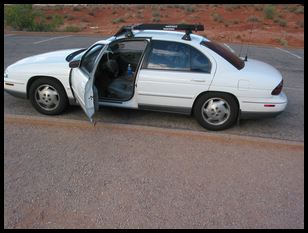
xmin=70 ymin=68 xmax=95 ymax=121
xmin=137 ymin=69 xmax=213 ymax=108
xmin=69 ymin=44 xmax=105 ymax=122
xmin=136 ymin=40 xmax=216 ymax=109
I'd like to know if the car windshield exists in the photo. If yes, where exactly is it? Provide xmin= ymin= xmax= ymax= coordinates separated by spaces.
xmin=66 ymin=48 xmax=87 ymax=62
xmin=201 ymin=41 xmax=245 ymax=70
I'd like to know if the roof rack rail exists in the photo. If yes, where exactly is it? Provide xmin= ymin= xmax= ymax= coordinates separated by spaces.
xmin=114 ymin=24 xmax=204 ymax=41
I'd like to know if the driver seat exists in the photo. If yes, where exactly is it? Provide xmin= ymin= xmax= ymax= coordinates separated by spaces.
xmin=105 ymin=59 xmax=133 ymax=100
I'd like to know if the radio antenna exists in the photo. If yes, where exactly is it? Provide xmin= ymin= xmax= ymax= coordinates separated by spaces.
xmin=244 ymin=18 xmax=255 ymax=61
xmin=238 ymin=35 xmax=244 ymax=58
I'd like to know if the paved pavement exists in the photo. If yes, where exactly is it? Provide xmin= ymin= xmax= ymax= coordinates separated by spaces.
xmin=4 ymin=116 xmax=304 ymax=229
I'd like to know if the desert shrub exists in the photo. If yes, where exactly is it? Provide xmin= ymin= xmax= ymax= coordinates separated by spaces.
xmin=64 ymin=25 xmax=81 ymax=32
xmin=66 ymin=15 xmax=76 ymax=20
xmin=137 ymin=10 xmax=143 ymax=19
xmin=263 ymin=4 xmax=276 ymax=19
xmin=81 ymin=18 xmax=90 ymax=23
xmin=253 ymin=4 xmax=263 ymax=11
xmin=73 ymin=6 xmax=82 ymax=11
xmin=152 ymin=11 xmax=160 ymax=17
xmin=231 ymin=19 xmax=240 ymax=24
xmin=295 ymin=5 xmax=304 ymax=14
xmin=152 ymin=17 xmax=160 ymax=22
xmin=136 ymin=4 xmax=145 ymax=9
xmin=287 ymin=5 xmax=297 ymax=13
xmin=209 ymin=4 xmax=219 ymax=8
xmin=224 ymin=4 xmax=241 ymax=11
xmin=185 ymin=5 xmax=195 ymax=13
xmin=274 ymin=17 xmax=287 ymax=27
xmin=112 ymin=17 xmax=126 ymax=24
xmin=52 ymin=5 xmax=64 ymax=10
xmin=277 ymin=37 xmax=288 ymax=47
xmin=88 ymin=11 xmax=95 ymax=16
xmin=247 ymin=16 xmax=260 ymax=22
xmin=296 ymin=20 xmax=304 ymax=28
xmin=211 ymin=12 xmax=224 ymax=23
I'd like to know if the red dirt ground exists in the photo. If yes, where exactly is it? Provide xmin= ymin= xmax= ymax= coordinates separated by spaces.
xmin=5 ymin=4 xmax=304 ymax=48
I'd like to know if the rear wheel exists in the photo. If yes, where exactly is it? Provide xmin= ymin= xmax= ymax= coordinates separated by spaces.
xmin=29 ymin=78 xmax=68 ymax=115
xmin=193 ymin=92 xmax=238 ymax=131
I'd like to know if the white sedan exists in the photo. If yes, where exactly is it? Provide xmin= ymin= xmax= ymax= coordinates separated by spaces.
xmin=4 ymin=24 xmax=287 ymax=130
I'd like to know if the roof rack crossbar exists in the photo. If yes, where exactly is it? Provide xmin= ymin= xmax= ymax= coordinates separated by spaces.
xmin=114 ymin=24 xmax=204 ymax=40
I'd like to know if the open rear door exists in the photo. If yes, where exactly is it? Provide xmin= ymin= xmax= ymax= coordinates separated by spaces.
xmin=69 ymin=44 xmax=106 ymax=122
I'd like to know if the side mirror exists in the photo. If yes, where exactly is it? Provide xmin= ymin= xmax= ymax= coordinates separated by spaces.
xmin=69 ymin=60 xmax=81 ymax=68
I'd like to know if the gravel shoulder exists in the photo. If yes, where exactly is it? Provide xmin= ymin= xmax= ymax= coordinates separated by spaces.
xmin=4 ymin=117 xmax=304 ymax=228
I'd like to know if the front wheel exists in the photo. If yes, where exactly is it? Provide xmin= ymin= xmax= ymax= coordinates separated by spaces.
xmin=193 ymin=92 xmax=239 ymax=131
xmin=29 ymin=77 xmax=68 ymax=115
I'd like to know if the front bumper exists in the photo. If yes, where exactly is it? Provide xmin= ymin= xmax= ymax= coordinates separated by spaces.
xmin=4 ymin=88 xmax=27 ymax=98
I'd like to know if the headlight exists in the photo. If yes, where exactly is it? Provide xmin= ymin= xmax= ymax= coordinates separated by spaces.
xmin=4 ymin=70 xmax=8 ymax=79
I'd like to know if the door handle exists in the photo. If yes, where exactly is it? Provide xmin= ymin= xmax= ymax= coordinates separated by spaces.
xmin=191 ymin=78 xmax=205 ymax=82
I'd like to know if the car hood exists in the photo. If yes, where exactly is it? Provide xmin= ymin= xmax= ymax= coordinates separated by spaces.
xmin=239 ymin=58 xmax=282 ymax=89
xmin=11 ymin=49 xmax=81 ymax=66
xmin=6 ymin=49 xmax=82 ymax=77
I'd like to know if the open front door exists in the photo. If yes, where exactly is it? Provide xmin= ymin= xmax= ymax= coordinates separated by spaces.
xmin=69 ymin=43 xmax=106 ymax=122
xmin=70 ymin=68 xmax=96 ymax=122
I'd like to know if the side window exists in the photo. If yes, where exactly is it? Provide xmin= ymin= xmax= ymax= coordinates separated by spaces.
xmin=190 ymin=47 xmax=211 ymax=73
xmin=146 ymin=40 xmax=190 ymax=71
xmin=80 ymin=44 xmax=104 ymax=74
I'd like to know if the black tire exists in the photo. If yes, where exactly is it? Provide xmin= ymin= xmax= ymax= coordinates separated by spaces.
xmin=193 ymin=92 xmax=239 ymax=131
xmin=29 ymin=77 xmax=68 ymax=115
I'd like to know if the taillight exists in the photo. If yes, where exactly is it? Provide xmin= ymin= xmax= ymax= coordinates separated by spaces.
xmin=271 ymin=80 xmax=283 ymax=95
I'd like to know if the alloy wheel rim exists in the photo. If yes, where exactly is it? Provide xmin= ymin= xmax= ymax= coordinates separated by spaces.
xmin=201 ymin=97 xmax=231 ymax=126
xmin=35 ymin=84 xmax=60 ymax=111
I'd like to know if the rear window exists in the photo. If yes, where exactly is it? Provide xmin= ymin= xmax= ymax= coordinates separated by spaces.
xmin=201 ymin=41 xmax=245 ymax=70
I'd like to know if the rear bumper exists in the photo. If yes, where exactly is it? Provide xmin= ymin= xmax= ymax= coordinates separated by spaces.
xmin=239 ymin=91 xmax=287 ymax=119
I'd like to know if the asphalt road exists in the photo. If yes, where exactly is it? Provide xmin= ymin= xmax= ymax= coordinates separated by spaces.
xmin=4 ymin=117 xmax=304 ymax=228
xmin=4 ymin=34 xmax=304 ymax=141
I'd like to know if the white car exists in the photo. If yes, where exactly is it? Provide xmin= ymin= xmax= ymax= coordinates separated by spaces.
xmin=4 ymin=24 xmax=287 ymax=130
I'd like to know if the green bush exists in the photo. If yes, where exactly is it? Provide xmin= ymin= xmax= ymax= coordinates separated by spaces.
xmin=112 ymin=17 xmax=126 ymax=24
xmin=4 ymin=4 xmax=64 ymax=32
xmin=263 ymin=4 xmax=276 ymax=19
xmin=52 ymin=14 xmax=64 ymax=26
xmin=64 ymin=25 xmax=81 ymax=32
xmin=4 ymin=4 xmax=36 ymax=30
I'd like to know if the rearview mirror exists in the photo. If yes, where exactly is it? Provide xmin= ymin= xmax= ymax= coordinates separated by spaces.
xmin=69 ymin=60 xmax=81 ymax=68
